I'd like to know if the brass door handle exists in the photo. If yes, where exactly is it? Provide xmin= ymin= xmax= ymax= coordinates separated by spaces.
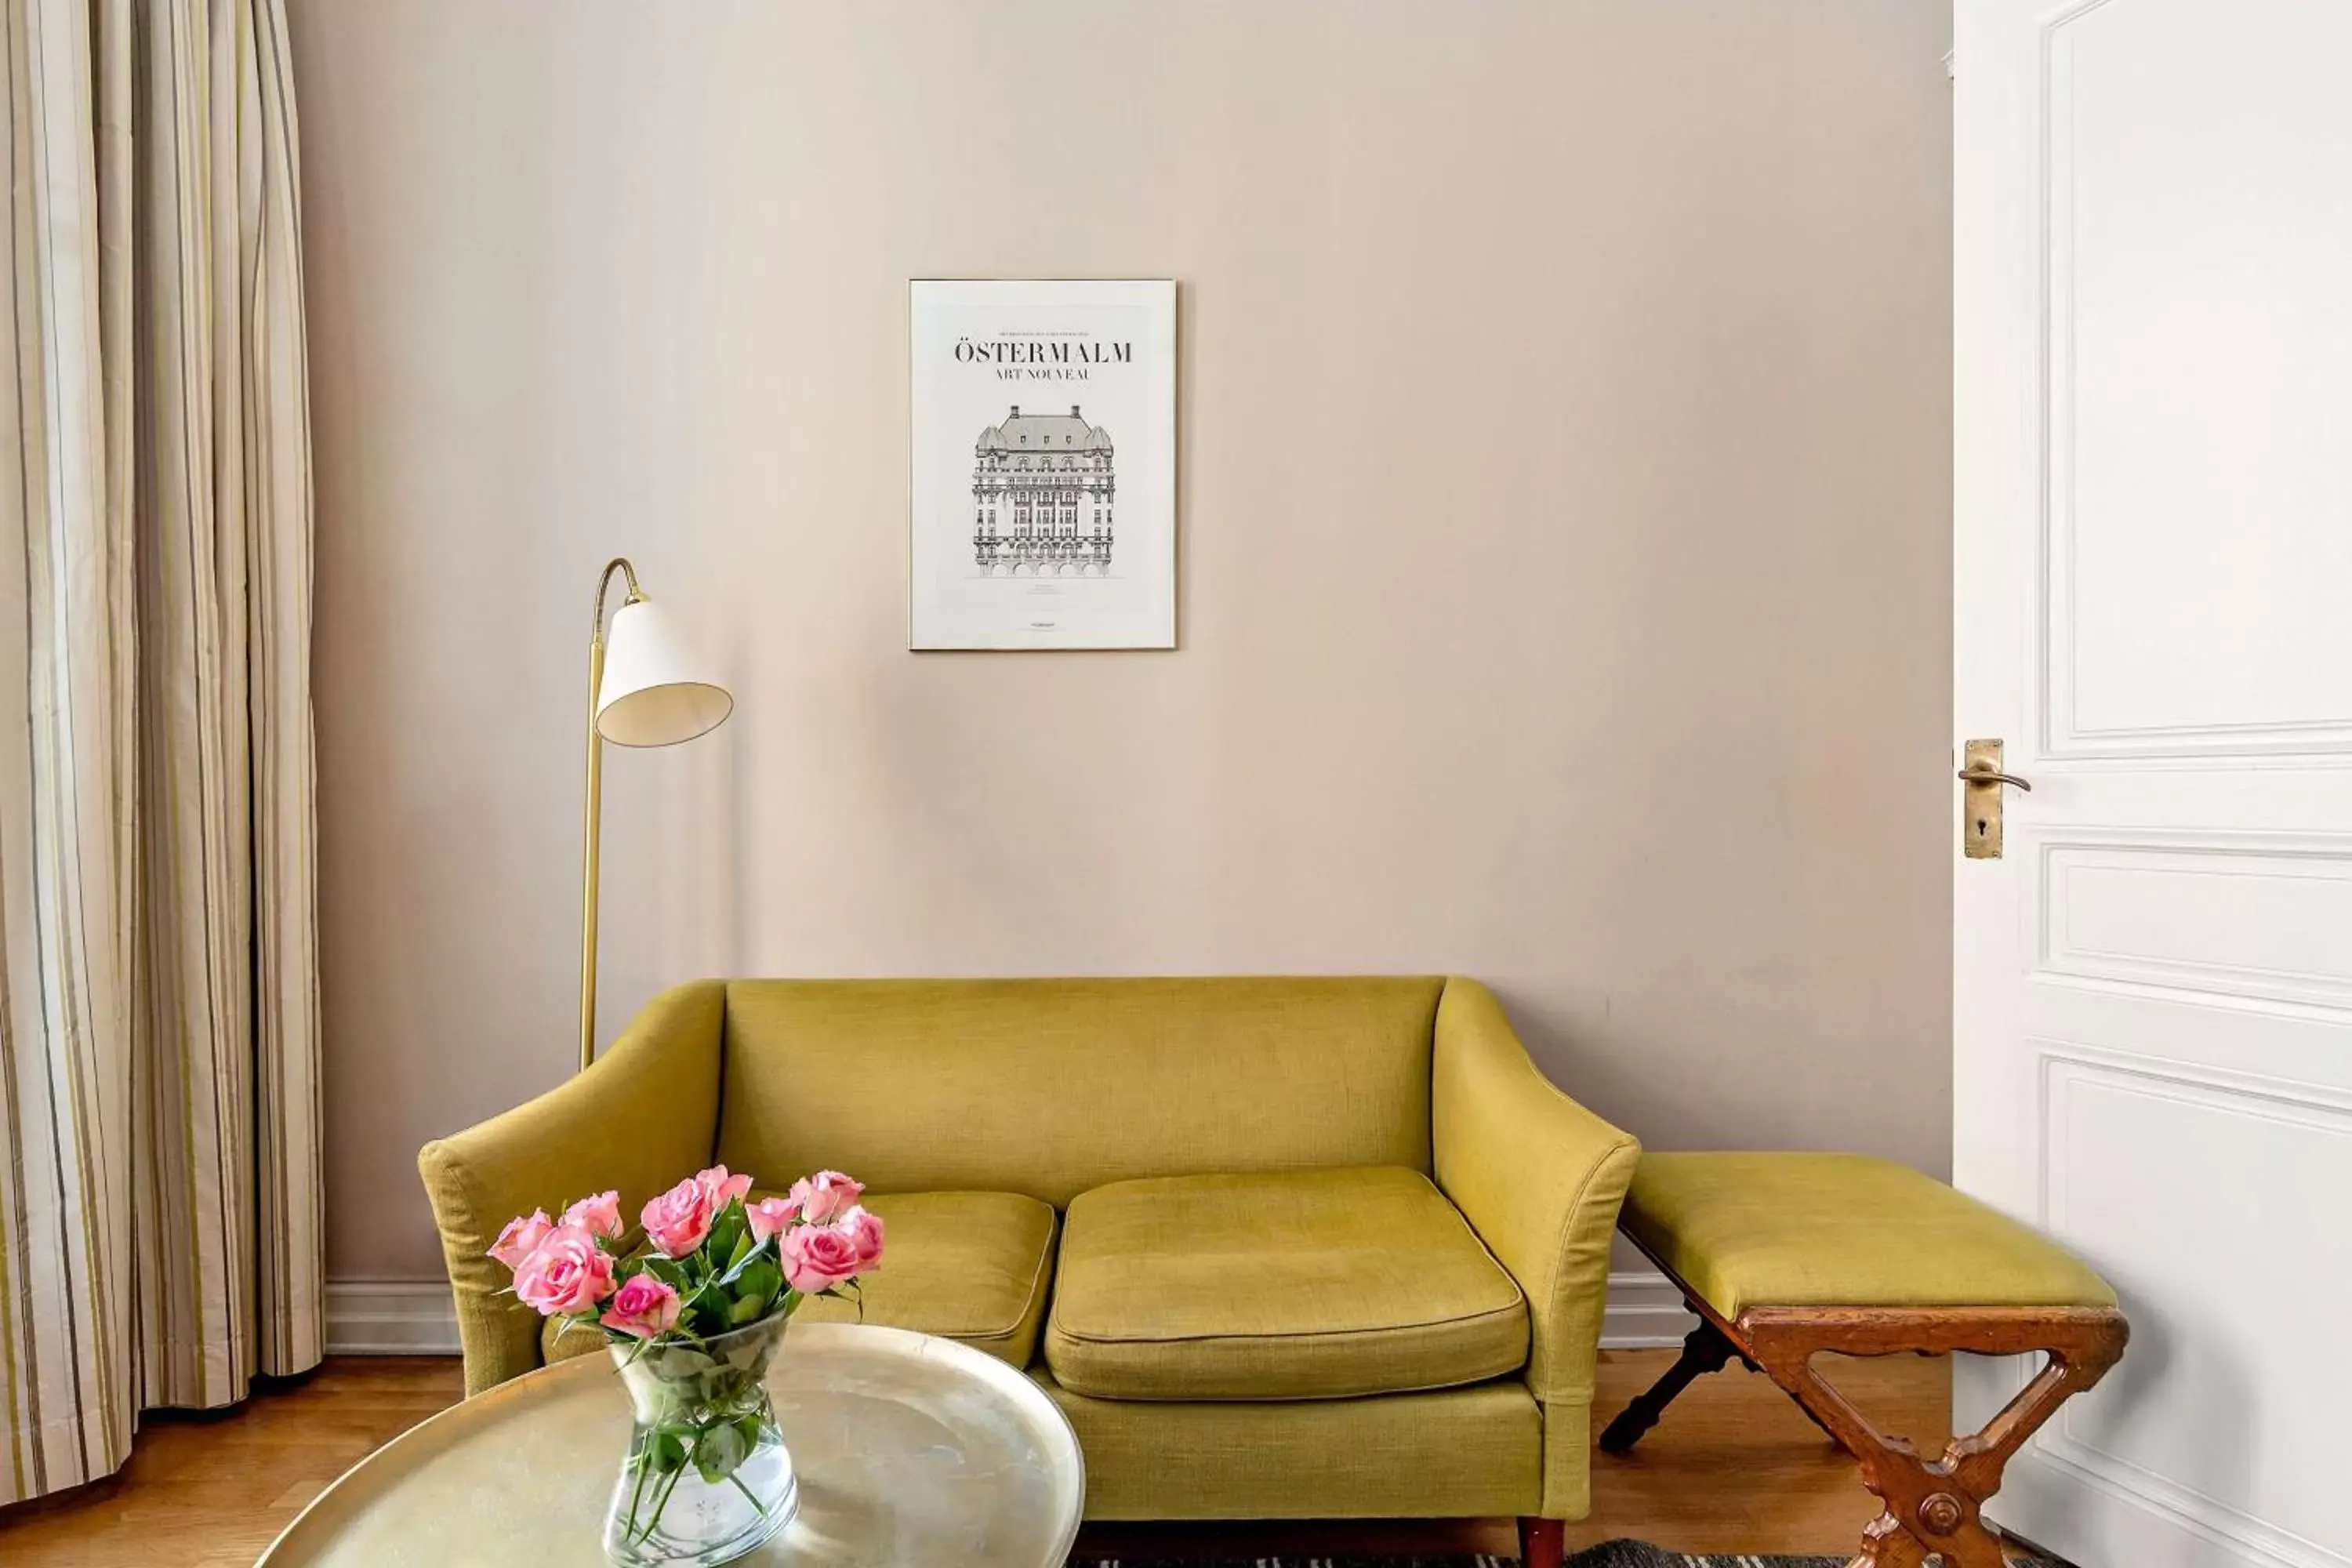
xmin=1956 ymin=765 xmax=2031 ymax=792
xmin=1959 ymin=740 xmax=2024 ymax=859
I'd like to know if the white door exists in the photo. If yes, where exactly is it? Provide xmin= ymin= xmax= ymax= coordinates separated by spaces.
xmin=1955 ymin=2 xmax=2352 ymax=1565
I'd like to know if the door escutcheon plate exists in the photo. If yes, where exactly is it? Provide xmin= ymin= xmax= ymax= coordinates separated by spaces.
xmin=1962 ymin=739 xmax=2007 ymax=859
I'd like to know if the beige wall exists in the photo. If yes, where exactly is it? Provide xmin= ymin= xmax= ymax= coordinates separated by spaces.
xmin=293 ymin=1 xmax=1954 ymax=1281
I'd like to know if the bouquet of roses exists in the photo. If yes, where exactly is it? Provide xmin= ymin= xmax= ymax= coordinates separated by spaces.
xmin=487 ymin=1164 xmax=884 ymax=1347
xmin=486 ymin=1165 xmax=883 ymax=1555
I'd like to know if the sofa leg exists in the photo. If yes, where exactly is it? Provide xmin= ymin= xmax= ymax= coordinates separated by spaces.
xmin=1518 ymin=1515 xmax=1564 ymax=1568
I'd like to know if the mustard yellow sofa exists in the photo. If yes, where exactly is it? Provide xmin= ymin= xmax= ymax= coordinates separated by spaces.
xmin=418 ymin=977 xmax=1639 ymax=1530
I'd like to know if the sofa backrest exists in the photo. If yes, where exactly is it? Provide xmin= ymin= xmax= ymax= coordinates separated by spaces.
xmin=713 ymin=976 xmax=1444 ymax=1207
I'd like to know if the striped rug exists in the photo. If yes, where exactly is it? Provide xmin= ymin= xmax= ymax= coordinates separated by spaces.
xmin=1069 ymin=1544 xmax=1849 ymax=1567
xmin=1071 ymin=1547 xmax=2056 ymax=1567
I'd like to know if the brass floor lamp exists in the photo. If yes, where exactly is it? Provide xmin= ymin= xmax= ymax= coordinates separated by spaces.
xmin=579 ymin=557 xmax=733 ymax=1071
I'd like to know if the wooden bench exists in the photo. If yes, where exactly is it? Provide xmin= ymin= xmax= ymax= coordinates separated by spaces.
xmin=1600 ymin=1152 xmax=2128 ymax=1568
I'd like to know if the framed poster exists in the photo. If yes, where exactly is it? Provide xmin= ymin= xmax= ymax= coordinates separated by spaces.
xmin=909 ymin=279 xmax=1176 ymax=650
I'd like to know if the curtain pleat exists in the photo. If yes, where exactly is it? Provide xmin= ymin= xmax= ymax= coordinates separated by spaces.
xmin=1 ymin=0 xmax=318 ymax=1502
xmin=241 ymin=0 xmax=323 ymax=1386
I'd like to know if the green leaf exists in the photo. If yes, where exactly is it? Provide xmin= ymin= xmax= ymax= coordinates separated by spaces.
xmin=702 ymin=1365 xmax=757 ymax=1407
xmin=646 ymin=1427 xmax=690 ymax=1474
xmin=686 ymin=1286 xmax=735 ymax=1338
xmin=693 ymin=1417 xmax=750 ymax=1485
xmin=733 ymin=1411 xmax=766 ymax=1450
xmin=702 ymin=1205 xmax=746 ymax=1271
xmin=652 ymin=1345 xmax=717 ymax=1382
xmin=731 ymin=1260 xmax=780 ymax=1312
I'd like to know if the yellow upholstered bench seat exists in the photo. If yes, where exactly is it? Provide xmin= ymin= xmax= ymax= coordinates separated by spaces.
xmin=543 ymin=1189 xmax=1058 ymax=1369
xmin=1606 ymin=1149 xmax=2128 ymax=1566
xmin=1620 ymin=1151 xmax=2115 ymax=1320
xmin=1045 ymin=1166 xmax=1530 ymax=1401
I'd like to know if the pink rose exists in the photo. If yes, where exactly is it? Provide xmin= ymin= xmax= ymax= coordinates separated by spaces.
xmin=512 ymin=1225 xmax=616 ymax=1316
xmin=746 ymin=1196 xmax=799 ymax=1247
xmin=640 ymin=1175 xmax=710 ymax=1260
xmin=561 ymin=1189 xmax=623 ymax=1242
xmin=780 ymin=1222 xmax=862 ymax=1295
xmin=695 ymin=1165 xmax=754 ymax=1210
xmin=601 ymin=1273 xmax=683 ymax=1340
xmin=837 ymin=1205 xmax=886 ymax=1269
xmin=787 ymin=1170 xmax=864 ymax=1227
xmin=487 ymin=1209 xmax=554 ymax=1271
xmin=641 ymin=1176 xmax=716 ymax=1259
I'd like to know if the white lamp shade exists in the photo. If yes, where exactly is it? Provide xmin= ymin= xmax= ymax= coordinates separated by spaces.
xmin=596 ymin=599 xmax=734 ymax=747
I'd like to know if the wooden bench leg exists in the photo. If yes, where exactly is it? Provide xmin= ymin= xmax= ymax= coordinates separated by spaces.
xmin=1598 ymin=1320 xmax=1744 ymax=1454
xmin=1516 ymin=1515 xmax=1564 ymax=1568
xmin=1742 ymin=1310 xmax=2128 ymax=1568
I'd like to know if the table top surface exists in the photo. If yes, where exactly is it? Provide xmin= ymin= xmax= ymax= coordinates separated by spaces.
xmin=256 ymin=1322 xmax=1085 ymax=1568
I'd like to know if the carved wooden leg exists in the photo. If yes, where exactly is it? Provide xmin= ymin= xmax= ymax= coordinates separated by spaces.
xmin=1517 ymin=1515 xmax=1565 ymax=1568
xmin=1598 ymin=1319 xmax=1743 ymax=1454
xmin=1742 ymin=1309 xmax=2129 ymax=1568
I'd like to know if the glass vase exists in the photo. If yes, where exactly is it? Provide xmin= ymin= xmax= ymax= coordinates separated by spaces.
xmin=601 ymin=1312 xmax=797 ymax=1567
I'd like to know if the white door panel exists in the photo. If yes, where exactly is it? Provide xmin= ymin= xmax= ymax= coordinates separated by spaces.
xmin=2041 ymin=1056 xmax=2350 ymax=1555
xmin=2046 ymin=1 xmax=2352 ymax=752
xmin=1955 ymin=0 xmax=2352 ymax=1563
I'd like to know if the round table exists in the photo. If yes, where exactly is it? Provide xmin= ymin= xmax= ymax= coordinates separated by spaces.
xmin=258 ymin=1323 xmax=1085 ymax=1567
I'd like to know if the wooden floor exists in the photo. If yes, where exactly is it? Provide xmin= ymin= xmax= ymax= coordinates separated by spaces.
xmin=0 ymin=1348 xmax=1951 ymax=1566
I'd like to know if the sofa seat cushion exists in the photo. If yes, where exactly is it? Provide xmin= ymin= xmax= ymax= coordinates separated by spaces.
xmin=792 ymin=1191 xmax=1058 ymax=1363
xmin=543 ymin=1190 xmax=1058 ymax=1370
xmin=1044 ymin=1166 xmax=1528 ymax=1401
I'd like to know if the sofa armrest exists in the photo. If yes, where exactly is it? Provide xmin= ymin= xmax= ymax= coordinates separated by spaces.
xmin=1432 ymin=978 xmax=1640 ymax=1410
xmin=417 ymin=980 xmax=727 ymax=1395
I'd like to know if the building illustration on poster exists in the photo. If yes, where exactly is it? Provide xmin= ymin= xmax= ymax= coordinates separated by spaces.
xmin=973 ymin=405 xmax=1115 ymax=577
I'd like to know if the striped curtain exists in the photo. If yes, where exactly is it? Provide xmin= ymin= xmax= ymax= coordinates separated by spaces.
xmin=1 ymin=0 xmax=321 ymax=1504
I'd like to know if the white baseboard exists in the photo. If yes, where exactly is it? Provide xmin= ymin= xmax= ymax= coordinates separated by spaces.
xmin=1599 ymin=1269 xmax=1697 ymax=1350
xmin=327 ymin=1280 xmax=460 ymax=1356
xmin=327 ymin=1272 xmax=1693 ymax=1358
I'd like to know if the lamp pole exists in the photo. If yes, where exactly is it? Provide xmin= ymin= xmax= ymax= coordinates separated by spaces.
xmin=572 ymin=557 xmax=732 ymax=1074
xmin=579 ymin=557 xmax=642 ymax=1072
